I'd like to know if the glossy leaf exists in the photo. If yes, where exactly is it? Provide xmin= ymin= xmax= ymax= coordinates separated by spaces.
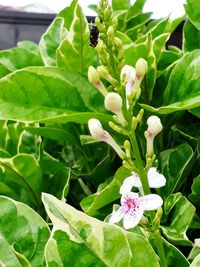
xmin=0 ymin=67 xmax=109 ymax=123
xmin=0 ymin=47 xmax=42 ymax=73
xmin=112 ymin=0 xmax=130 ymax=11
xmin=183 ymin=19 xmax=200 ymax=52
xmin=160 ymin=143 xmax=193 ymax=197
xmin=185 ymin=0 xmax=200 ymax=31
xmin=190 ymin=254 xmax=200 ymax=267
xmin=58 ymin=0 xmax=78 ymax=30
xmin=161 ymin=237 xmax=189 ymax=267
xmin=189 ymin=175 xmax=200 ymax=207
xmin=39 ymin=17 xmax=67 ymax=66
xmin=142 ymin=50 xmax=200 ymax=113
xmin=57 ymin=3 xmax=96 ymax=75
xmin=161 ymin=196 xmax=195 ymax=246
xmin=0 ymin=154 xmax=42 ymax=209
xmin=0 ymin=196 xmax=50 ymax=266
xmin=80 ymin=167 xmax=131 ymax=215
xmin=43 ymin=193 xmax=159 ymax=267
xmin=126 ymin=0 xmax=146 ymax=21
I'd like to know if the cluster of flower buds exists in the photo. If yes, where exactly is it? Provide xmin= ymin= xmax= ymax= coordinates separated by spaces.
xmin=120 ymin=58 xmax=148 ymax=108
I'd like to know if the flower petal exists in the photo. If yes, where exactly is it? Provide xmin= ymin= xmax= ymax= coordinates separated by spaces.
xmin=147 ymin=167 xmax=166 ymax=188
xmin=109 ymin=207 xmax=125 ymax=224
xmin=139 ymin=194 xmax=163 ymax=211
xmin=120 ymin=173 xmax=141 ymax=194
xmin=123 ymin=207 xmax=144 ymax=229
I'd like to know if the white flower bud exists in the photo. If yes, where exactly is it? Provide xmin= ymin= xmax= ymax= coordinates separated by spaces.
xmin=88 ymin=66 xmax=108 ymax=96
xmin=105 ymin=93 xmax=126 ymax=126
xmin=120 ymin=65 xmax=136 ymax=85
xmin=88 ymin=119 xmax=105 ymax=141
xmin=146 ymin=116 xmax=163 ymax=157
xmin=88 ymin=118 xmax=125 ymax=158
xmin=135 ymin=58 xmax=148 ymax=78
xmin=147 ymin=116 xmax=163 ymax=137
xmin=104 ymin=92 xmax=122 ymax=113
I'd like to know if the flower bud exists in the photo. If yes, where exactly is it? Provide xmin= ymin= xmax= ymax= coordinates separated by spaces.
xmin=114 ymin=37 xmax=123 ymax=49
xmin=104 ymin=92 xmax=122 ymax=113
xmin=135 ymin=58 xmax=148 ymax=78
xmin=105 ymin=93 xmax=126 ymax=126
xmin=146 ymin=116 xmax=163 ymax=157
xmin=107 ymin=26 xmax=115 ymax=42
xmin=88 ymin=119 xmax=105 ymax=141
xmin=88 ymin=118 xmax=125 ymax=158
xmin=120 ymin=65 xmax=136 ymax=85
xmin=147 ymin=116 xmax=163 ymax=138
xmin=88 ymin=66 xmax=108 ymax=96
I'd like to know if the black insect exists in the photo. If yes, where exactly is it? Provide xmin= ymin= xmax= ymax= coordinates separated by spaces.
xmin=89 ymin=24 xmax=99 ymax=48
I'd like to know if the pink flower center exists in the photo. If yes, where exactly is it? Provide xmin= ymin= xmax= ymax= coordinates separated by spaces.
xmin=122 ymin=196 xmax=140 ymax=213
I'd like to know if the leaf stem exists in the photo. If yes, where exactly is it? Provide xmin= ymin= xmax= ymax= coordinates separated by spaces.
xmin=154 ymin=231 xmax=167 ymax=267
xmin=129 ymin=134 xmax=151 ymax=195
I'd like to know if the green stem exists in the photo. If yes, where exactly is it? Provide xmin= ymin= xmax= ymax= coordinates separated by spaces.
xmin=129 ymin=134 xmax=151 ymax=195
xmin=154 ymin=231 xmax=167 ymax=267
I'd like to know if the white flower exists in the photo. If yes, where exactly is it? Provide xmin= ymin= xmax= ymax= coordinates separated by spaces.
xmin=88 ymin=119 xmax=125 ymax=158
xmin=120 ymin=167 xmax=166 ymax=195
xmin=109 ymin=192 xmax=163 ymax=229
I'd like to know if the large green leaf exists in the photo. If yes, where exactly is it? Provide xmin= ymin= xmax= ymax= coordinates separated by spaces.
xmin=39 ymin=17 xmax=67 ymax=66
xmin=0 ymin=154 xmax=42 ymax=209
xmin=57 ymin=3 xmax=96 ymax=75
xmin=0 ymin=196 xmax=50 ymax=267
xmin=184 ymin=0 xmax=200 ymax=31
xmin=141 ymin=50 xmax=200 ymax=113
xmin=161 ymin=196 xmax=195 ymax=246
xmin=0 ymin=47 xmax=43 ymax=73
xmin=161 ymin=237 xmax=189 ymax=267
xmin=0 ymin=67 xmax=109 ymax=123
xmin=80 ymin=167 xmax=130 ymax=215
xmin=42 ymin=193 xmax=159 ymax=267
xmin=160 ymin=143 xmax=193 ymax=197
xmin=183 ymin=19 xmax=200 ymax=52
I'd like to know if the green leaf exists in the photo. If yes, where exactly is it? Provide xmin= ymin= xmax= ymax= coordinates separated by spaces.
xmin=184 ymin=0 xmax=200 ymax=31
xmin=162 ymin=237 xmax=189 ymax=267
xmin=161 ymin=196 xmax=195 ymax=246
xmin=80 ymin=167 xmax=130 ymax=215
xmin=25 ymin=125 xmax=77 ymax=145
xmin=0 ymin=154 xmax=42 ymax=209
xmin=112 ymin=0 xmax=130 ymax=11
xmin=39 ymin=17 xmax=67 ymax=66
xmin=160 ymin=143 xmax=193 ymax=197
xmin=190 ymin=254 xmax=200 ymax=267
xmin=58 ymin=0 xmax=78 ymax=30
xmin=189 ymin=175 xmax=200 ymax=207
xmin=0 ymin=196 xmax=50 ymax=266
xmin=141 ymin=50 xmax=200 ymax=113
xmin=57 ymin=3 xmax=96 ymax=75
xmin=183 ymin=19 xmax=200 ymax=52
xmin=0 ymin=47 xmax=42 ymax=72
xmin=0 ymin=67 xmax=109 ymax=123
xmin=17 ymin=40 xmax=41 ymax=55
xmin=126 ymin=0 xmax=146 ymax=21
xmin=42 ymin=193 xmax=160 ymax=267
